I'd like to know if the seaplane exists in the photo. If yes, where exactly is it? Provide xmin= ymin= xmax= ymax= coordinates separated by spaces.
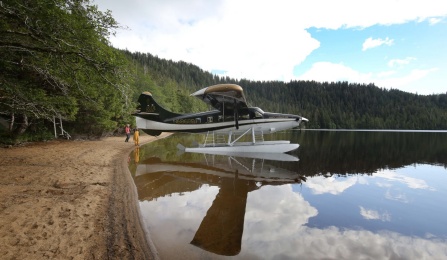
xmin=133 ymin=84 xmax=308 ymax=153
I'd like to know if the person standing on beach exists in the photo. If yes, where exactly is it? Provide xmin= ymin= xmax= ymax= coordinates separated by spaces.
xmin=133 ymin=128 xmax=140 ymax=146
xmin=125 ymin=124 xmax=131 ymax=142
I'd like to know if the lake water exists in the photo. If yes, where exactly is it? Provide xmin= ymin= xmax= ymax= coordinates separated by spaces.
xmin=128 ymin=130 xmax=447 ymax=259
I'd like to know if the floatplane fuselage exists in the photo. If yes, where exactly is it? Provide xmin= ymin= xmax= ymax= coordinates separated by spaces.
xmin=133 ymin=84 xmax=308 ymax=153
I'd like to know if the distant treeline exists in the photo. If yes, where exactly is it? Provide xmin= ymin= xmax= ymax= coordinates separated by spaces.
xmin=127 ymin=51 xmax=447 ymax=130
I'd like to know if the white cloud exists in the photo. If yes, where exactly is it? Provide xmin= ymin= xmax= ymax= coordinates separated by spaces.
xmin=297 ymin=62 xmax=373 ymax=83
xmin=362 ymin=37 xmax=394 ymax=51
xmin=305 ymin=175 xmax=359 ymax=195
xmin=242 ymin=185 xmax=447 ymax=259
xmin=248 ymin=226 xmax=447 ymax=259
xmin=428 ymin=17 xmax=443 ymax=25
xmin=139 ymin=185 xmax=220 ymax=253
xmin=244 ymin=185 xmax=318 ymax=239
xmin=296 ymin=61 xmax=440 ymax=94
xmin=303 ymin=167 xmax=434 ymax=197
xmin=388 ymin=57 xmax=417 ymax=67
xmin=377 ymin=70 xmax=397 ymax=78
xmin=94 ymin=0 xmax=447 ymax=94
xmin=385 ymin=190 xmax=409 ymax=203
xmin=375 ymin=68 xmax=439 ymax=92
xmin=360 ymin=206 xmax=391 ymax=221
xmin=373 ymin=169 xmax=434 ymax=190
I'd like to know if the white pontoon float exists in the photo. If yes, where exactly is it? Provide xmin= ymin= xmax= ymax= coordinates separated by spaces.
xmin=178 ymin=127 xmax=299 ymax=155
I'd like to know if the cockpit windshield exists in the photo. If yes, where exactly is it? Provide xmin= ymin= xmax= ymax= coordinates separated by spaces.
xmin=249 ymin=107 xmax=264 ymax=118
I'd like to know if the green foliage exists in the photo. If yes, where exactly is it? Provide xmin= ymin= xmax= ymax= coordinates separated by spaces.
xmin=124 ymin=51 xmax=209 ymax=114
xmin=247 ymin=81 xmax=447 ymax=130
xmin=0 ymin=118 xmax=54 ymax=145
xmin=0 ymin=0 xmax=133 ymax=140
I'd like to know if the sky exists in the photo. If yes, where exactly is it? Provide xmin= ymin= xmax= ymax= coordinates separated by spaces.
xmin=94 ymin=0 xmax=447 ymax=95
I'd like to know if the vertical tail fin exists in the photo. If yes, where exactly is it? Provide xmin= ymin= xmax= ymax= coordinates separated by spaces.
xmin=137 ymin=92 xmax=181 ymax=120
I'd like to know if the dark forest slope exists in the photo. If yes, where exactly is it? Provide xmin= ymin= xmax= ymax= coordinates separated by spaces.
xmin=126 ymin=51 xmax=447 ymax=130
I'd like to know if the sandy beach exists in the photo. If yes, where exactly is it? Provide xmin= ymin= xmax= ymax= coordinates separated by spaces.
xmin=0 ymin=133 xmax=170 ymax=259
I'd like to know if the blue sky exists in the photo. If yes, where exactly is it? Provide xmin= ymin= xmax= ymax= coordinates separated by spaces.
xmin=95 ymin=0 xmax=447 ymax=95
xmin=297 ymin=22 xmax=447 ymax=94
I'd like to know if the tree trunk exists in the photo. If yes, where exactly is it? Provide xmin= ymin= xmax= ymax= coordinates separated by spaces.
xmin=14 ymin=114 xmax=29 ymax=136
xmin=9 ymin=113 xmax=15 ymax=132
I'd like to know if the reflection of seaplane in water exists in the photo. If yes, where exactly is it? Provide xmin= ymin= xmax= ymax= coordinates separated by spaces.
xmin=133 ymin=154 xmax=306 ymax=256
xmin=135 ymin=154 xmax=303 ymax=181
xmin=133 ymin=84 xmax=308 ymax=153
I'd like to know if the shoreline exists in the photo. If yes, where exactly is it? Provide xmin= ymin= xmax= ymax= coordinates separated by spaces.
xmin=0 ymin=133 xmax=170 ymax=259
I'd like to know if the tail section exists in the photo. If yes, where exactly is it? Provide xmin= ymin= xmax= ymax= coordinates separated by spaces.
xmin=137 ymin=92 xmax=181 ymax=120
xmin=135 ymin=92 xmax=182 ymax=136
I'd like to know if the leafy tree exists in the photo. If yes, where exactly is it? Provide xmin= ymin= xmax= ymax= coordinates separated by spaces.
xmin=0 ymin=0 xmax=132 ymax=139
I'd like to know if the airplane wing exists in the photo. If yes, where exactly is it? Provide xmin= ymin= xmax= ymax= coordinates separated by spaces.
xmin=190 ymin=84 xmax=248 ymax=112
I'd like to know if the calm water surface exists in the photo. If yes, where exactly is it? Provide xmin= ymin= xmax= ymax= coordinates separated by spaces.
xmin=128 ymin=131 xmax=447 ymax=259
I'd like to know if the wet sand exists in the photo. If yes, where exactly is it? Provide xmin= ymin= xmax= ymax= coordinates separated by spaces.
xmin=0 ymin=133 xmax=170 ymax=259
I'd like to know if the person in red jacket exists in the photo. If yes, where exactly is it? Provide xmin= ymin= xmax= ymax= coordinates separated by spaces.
xmin=124 ymin=124 xmax=131 ymax=142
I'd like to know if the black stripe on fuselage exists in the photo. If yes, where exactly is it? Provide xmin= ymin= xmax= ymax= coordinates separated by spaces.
xmin=146 ymin=119 xmax=297 ymax=133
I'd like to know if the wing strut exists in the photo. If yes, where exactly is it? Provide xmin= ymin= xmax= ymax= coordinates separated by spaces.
xmin=234 ymin=99 xmax=239 ymax=129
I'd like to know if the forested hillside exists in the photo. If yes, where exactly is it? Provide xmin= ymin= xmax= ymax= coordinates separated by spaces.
xmin=240 ymin=80 xmax=447 ymax=129
xmin=126 ymin=52 xmax=447 ymax=130
xmin=1 ymin=1 xmax=446 ymax=144
xmin=125 ymin=51 xmax=210 ymax=114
